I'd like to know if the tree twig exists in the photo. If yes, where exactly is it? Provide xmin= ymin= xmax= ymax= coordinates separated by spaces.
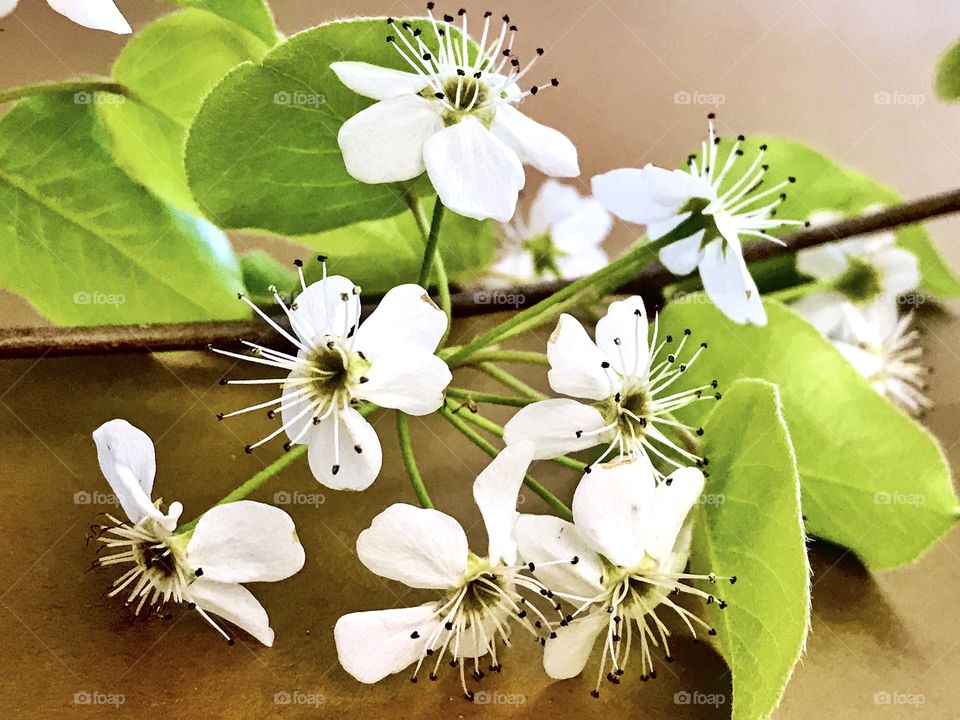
xmin=2 ymin=186 xmax=959 ymax=360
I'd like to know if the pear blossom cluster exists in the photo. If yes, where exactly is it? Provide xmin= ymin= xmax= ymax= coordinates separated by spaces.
xmin=74 ymin=1 xmax=942 ymax=706
xmin=792 ymin=210 xmax=928 ymax=414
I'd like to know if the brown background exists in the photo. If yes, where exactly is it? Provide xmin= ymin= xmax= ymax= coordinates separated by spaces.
xmin=1 ymin=1 xmax=959 ymax=718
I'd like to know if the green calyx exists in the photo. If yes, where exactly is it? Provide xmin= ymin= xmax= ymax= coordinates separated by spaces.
xmin=421 ymin=76 xmax=497 ymax=128
xmin=831 ymin=256 xmax=884 ymax=303
xmin=523 ymin=231 xmax=564 ymax=279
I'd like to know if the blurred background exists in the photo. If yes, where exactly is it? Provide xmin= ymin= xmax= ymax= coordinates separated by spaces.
xmin=1 ymin=1 xmax=958 ymax=718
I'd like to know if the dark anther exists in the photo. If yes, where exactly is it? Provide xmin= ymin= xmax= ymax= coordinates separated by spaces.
xmin=282 ymin=442 xmax=292 ymax=452
xmin=701 ymin=341 xmax=708 ymax=348
xmin=216 ymin=412 xmax=224 ymax=421
xmin=332 ymin=465 xmax=340 ymax=475
xmin=195 ymin=568 xmax=204 ymax=577
xmin=551 ymin=78 xmax=559 ymax=87
xmin=386 ymin=35 xmax=395 ymax=42
xmin=244 ymin=445 xmax=253 ymax=455
xmin=294 ymin=258 xmax=304 ymax=267
xmin=714 ymin=392 xmax=722 ymax=400
xmin=411 ymin=631 xmax=420 ymax=639
xmin=527 ymin=561 xmax=536 ymax=571
xmin=708 ymin=628 xmax=718 ymax=636
xmin=359 ymin=376 xmax=369 ymax=384
xmin=354 ymin=445 xmax=363 ymax=454
xmin=730 ymin=575 xmax=738 ymax=584
xmin=435 ymin=92 xmax=445 ymax=99
xmin=737 ymin=134 xmax=745 ymax=141
xmin=707 ymin=112 xmax=716 ymax=119
xmin=530 ymin=86 xmax=539 ymax=95
xmin=571 ymin=556 xmax=580 ymax=565
xmin=788 ymin=176 xmax=797 ymax=183
xmin=665 ymin=477 xmax=673 ymax=486
xmin=575 ymin=430 xmax=583 ymax=438
xmin=666 ymin=334 xmax=674 ymax=342
xmin=696 ymin=428 xmax=704 ymax=436
xmin=591 ymin=690 xmax=601 ymax=699
xmin=445 ymin=621 xmax=453 ymax=630
xmin=601 ymin=361 xmax=610 ymax=368
xmin=456 ymin=68 xmax=466 ymax=76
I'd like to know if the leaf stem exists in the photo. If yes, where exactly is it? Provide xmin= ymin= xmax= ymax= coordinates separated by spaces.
xmin=462 ymin=349 xmax=550 ymax=366
xmin=419 ymin=199 xmax=446 ymax=287
xmin=397 ymin=412 xmax=433 ymax=509
xmin=440 ymin=405 xmax=573 ymax=521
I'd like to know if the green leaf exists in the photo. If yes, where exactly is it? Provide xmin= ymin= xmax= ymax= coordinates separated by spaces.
xmin=295 ymin=206 xmax=496 ymax=295
xmin=698 ymin=135 xmax=960 ymax=297
xmin=935 ymin=37 xmax=960 ymax=101
xmin=0 ymin=94 xmax=246 ymax=325
xmin=171 ymin=0 xmax=279 ymax=46
xmin=666 ymin=298 xmax=958 ymax=569
xmin=240 ymin=250 xmax=298 ymax=303
xmin=98 ymin=9 xmax=270 ymax=213
xmin=185 ymin=18 xmax=462 ymax=235
xmin=691 ymin=379 xmax=809 ymax=720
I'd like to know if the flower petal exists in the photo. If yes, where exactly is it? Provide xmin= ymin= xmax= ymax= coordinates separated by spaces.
xmin=792 ymin=292 xmax=849 ymax=337
xmin=356 ymin=504 xmax=468 ymax=589
xmin=289 ymin=275 xmax=360 ymax=346
xmin=92 ymin=419 xmax=158 ymax=525
xmin=543 ymin=611 xmax=607 ymax=679
xmin=546 ymin=313 xmax=610 ymax=401
xmin=503 ymin=399 xmax=609 ymax=460
xmin=474 ymin=442 xmax=534 ymax=565
xmin=875 ymin=247 xmax=921 ymax=297
xmin=699 ymin=238 xmax=767 ymax=327
xmin=595 ymin=296 xmax=650 ymax=378
xmin=490 ymin=104 xmax=579 ymax=177
xmin=338 ymin=95 xmax=443 ymax=184
xmin=185 ymin=501 xmax=305 ymax=584
xmin=307 ymin=408 xmax=383 ymax=491
xmin=355 ymin=350 xmax=451 ymax=416
xmin=659 ymin=229 xmax=705 ymax=276
xmin=571 ymin=457 xmax=656 ymax=568
xmin=555 ymin=247 xmax=609 ymax=279
xmin=330 ymin=61 xmax=431 ymax=101
xmin=187 ymin=579 xmax=274 ymax=646
xmin=335 ymin=604 xmax=440 ymax=683
xmin=550 ymin=198 xmax=613 ymax=253
xmin=796 ymin=243 xmax=849 ymax=281
xmin=644 ymin=467 xmax=705 ymax=563
xmin=514 ymin=514 xmax=605 ymax=598
xmin=47 ymin=0 xmax=131 ymax=33
xmin=593 ymin=166 xmax=706 ymax=226
xmin=0 ymin=0 xmax=18 ymax=18
xmin=353 ymin=283 xmax=447 ymax=358
xmin=528 ymin=179 xmax=581 ymax=232
xmin=423 ymin=117 xmax=524 ymax=222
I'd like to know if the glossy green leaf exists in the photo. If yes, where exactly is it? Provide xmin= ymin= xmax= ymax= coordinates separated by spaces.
xmin=0 ymin=94 xmax=246 ymax=325
xmin=185 ymin=18 xmax=464 ymax=235
xmin=691 ymin=379 xmax=809 ymax=720
xmin=171 ymin=0 xmax=279 ymax=45
xmin=296 ymin=204 xmax=496 ymax=295
xmin=99 ymin=9 xmax=269 ymax=213
xmin=699 ymin=135 xmax=960 ymax=297
xmin=667 ymin=298 xmax=958 ymax=569
xmin=935 ymin=36 xmax=960 ymax=101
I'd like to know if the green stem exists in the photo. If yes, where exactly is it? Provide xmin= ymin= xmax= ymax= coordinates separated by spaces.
xmin=462 ymin=349 xmax=550 ymax=366
xmin=397 ymin=412 xmax=433 ymax=508
xmin=453 ymin=404 xmax=588 ymax=474
xmin=175 ymin=405 xmax=378 ymax=534
xmin=0 ymin=78 xmax=134 ymax=105
xmin=175 ymin=445 xmax=307 ymax=535
xmin=419 ymin=199 xmax=446 ymax=287
xmin=445 ymin=235 xmax=670 ymax=368
xmin=477 ymin=362 xmax=546 ymax=401
xmin=446 ymin=387 xmax=534 ymax=408
xmin=440 ymin=406 xmax=573 ymax=521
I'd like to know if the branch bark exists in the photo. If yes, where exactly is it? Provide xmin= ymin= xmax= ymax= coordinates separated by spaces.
xmin=2 ymin=186 xmax=959 ymax=359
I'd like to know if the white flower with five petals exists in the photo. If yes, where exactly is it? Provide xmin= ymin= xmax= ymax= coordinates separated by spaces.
xmin=215 ymin=264 xmax=452 ymax=491
xmin=91 ymin=420 xmax=305 ymax=646
xmin=515 ymin=459 xmax=726 ymax=695
xmin=792 ymin=209 xmax=920 ymax=338
xmin=335 ymin=442 xmax=557 ymax=696
xmin=0 ymin=0 xmax=130 ymax=33
xmin=332 ymin=6 xmax=579 ymax=222
xmin=485 ymin=180 xmax=612 ymax=286
xmin=592 ymin=117 xmax=806 ymax=326
xmin=503 ymin=296 xmax=714 ymax=478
